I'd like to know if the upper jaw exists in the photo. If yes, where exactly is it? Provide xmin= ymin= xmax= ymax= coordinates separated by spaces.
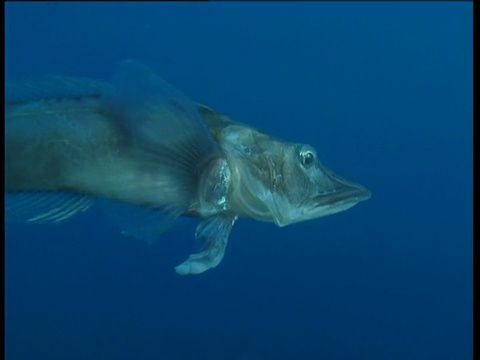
xmin=313 ymin=171 xmax=371 ymax=207
xmin=272 ymin=170 xmax=371 ymax=227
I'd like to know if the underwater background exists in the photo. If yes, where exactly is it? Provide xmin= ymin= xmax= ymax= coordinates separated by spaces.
xmin=4 ymin=2 xmax=472 ymax=360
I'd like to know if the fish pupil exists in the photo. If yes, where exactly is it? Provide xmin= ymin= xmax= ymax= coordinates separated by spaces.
xmin=303 ymin=152 xmax=314 ymax=165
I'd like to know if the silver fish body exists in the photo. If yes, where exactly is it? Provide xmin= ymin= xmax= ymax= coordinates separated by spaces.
xmin=5 ymin=61 xmax=371 ymax=275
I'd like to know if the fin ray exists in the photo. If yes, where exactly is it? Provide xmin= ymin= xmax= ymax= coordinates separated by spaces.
xmin=6 ymin=192 xmax=94 ymax=224
xmin=104 ymin=60 xmax=221 ymax=212
xmin=97 ymin=199 xmax=184 ymax=245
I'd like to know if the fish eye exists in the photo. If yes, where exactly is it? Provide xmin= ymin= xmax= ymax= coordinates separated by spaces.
xmin=298 ymin=146 xmax=316 ymax=168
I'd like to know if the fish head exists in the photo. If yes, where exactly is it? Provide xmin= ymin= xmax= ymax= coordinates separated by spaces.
xmin=219 ymin=125 xmax=371 ymax=227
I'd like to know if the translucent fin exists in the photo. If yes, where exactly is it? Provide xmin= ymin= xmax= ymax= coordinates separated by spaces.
xmin=175 ymin=214 xmax=237 ymax=275
xmin=97 ymin=199 xmax=182 ymax=245
xmin=5 ymin=192 xmax=94 ymax=224
xmin=107 ymin=60 xmax=217 ymax=145
xmin=6 ymin=75 xmax=112 ymax=104
xmin=103 ymin=60 xmax=221 ymax=212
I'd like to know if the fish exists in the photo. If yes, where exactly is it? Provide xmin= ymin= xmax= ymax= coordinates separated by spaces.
xmin=5 ymin=60 xmax=371 ymax=275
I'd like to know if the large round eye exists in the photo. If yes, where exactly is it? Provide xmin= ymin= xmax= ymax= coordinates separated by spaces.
xmin=298 ymin=146 xmax=316 ymax=168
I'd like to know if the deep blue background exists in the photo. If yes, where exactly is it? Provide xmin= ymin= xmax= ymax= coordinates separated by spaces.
xmin=5 ymin=2 xmax=473 ymax=360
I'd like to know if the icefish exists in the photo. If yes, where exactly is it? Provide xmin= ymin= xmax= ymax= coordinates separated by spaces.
xmin=5 ymin=61 xmax=371 ymax=275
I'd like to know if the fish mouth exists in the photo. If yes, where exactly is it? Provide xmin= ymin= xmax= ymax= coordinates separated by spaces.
xmin=313 ymin=171 xmax=371 ymax=207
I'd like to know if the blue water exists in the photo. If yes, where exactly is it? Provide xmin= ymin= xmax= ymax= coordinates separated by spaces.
xmin=5 ymin=2 xmax=473 ymax=360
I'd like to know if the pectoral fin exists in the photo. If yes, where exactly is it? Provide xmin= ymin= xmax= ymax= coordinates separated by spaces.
xmin=175 ymin=214 xmax=237 ymax=275
xmin=103 ymin=60 xmax=222 ymax=213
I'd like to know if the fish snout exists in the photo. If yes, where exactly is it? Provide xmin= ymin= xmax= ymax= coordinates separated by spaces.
xmin=314 ymin=170 xmax=371 ymax=206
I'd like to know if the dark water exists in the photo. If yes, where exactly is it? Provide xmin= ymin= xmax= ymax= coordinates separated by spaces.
xmin=5 ymin=2 xmax=473 ymax=360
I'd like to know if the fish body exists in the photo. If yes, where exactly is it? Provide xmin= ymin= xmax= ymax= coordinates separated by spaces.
xmin=5 ymin=61 xmax=371 ymax=275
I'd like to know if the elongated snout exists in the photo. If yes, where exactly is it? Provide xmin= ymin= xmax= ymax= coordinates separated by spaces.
xmin=313 ymin=166 xmax=371 ymax=206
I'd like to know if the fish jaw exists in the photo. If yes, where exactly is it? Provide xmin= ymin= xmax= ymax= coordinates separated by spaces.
xmin=271 ymin=168 xmax=371 ymax=227
xmin=215 ymin=123 xmax=371 ymax=227
xmin=312 ymin=169 xmax=371 ymax=208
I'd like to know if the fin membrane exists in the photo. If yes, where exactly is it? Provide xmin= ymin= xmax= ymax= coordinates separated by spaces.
xmin=103 ymin=60 xmax=222 ymax=213
xmin=175 ymin=214 xmax=237 ymax=275
xmin=96 ymin=198 xmax=183 ymax=245
xmin=5 ymin=192 xmax=94 ymax=224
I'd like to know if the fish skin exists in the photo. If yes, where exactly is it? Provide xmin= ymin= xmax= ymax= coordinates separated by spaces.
xmin=5 ymin=62 xmax=371 ymax=275
xmin=198 ymin=104 xmax=371 ymax=226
